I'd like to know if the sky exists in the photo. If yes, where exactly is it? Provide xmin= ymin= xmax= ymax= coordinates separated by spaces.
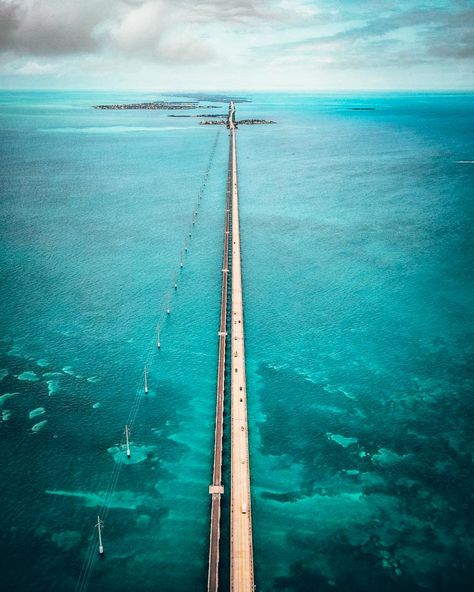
xmin=0 ymin=0 xmax=473 ymax=91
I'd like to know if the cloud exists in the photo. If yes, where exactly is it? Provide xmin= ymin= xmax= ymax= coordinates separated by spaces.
xmin=173 ymin=0 xmax=266 ymax=23
xmin=110 ymin=1 xmax=169 ymax=56
xmin=109 ymin=1 xmax=214 ymax=63
xmin=156 ymin=29 xmax=215 ymax=63
xmin=0 ymin=0 xmax=281 ymax=66
xmin=0 ymin=0 xmax=472 ymax=88
xmin=0 ymin=2 xmax=21 ymax=50
xmin=16 ymin=60 xmax=58 ymax=75
xmin=0 ymin=0 xmax=114 ymax=54
xmin=253 ymin=4 xmax=474 ymax=68
xmin=423 ymin=9 xmax=474 ymax=60
xmin=0 ymin=0 xmax=280 ymax=58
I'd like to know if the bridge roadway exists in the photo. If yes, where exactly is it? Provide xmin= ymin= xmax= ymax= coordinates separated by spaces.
xmin=207 ymin=120 xmax=232 ymax=592
xmin=207 ymin=101 xmax=254 ymax=592
xmin=229 ymin=102 xmax=255 ymax=592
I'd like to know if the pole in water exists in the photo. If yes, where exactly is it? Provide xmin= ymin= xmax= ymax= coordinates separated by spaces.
xmin=166 ymin=304 xmax=171 ymax=315
xmin=125 ymin=424 xmax=131 ymax=458
xmin=144 ymin=366 xmax=148 ymax=395
xmin=180 ymin=251 xmax=184 ymax=268
xmin=96 ymin=515 xmax=104 ymax=556
xmin=174 ymin=273 xmax=178 ymax=290
xmin=157 ymin=324 xmax=161 ymax=349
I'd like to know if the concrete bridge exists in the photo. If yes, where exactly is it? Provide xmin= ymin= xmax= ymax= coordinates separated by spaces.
xmin=207 ymin=101 xmax=254 ymax=592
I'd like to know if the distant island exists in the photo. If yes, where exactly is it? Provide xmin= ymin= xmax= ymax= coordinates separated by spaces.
xmin=238 ymin=119 xmax=276 ymax=125
xmin=168 ymin=114 xmax=228 ymax=118
xmin=94 ymin=95 xmax=252 ymax=110
xmin=200 ymin=119 xmax=276 ymax=125
xmin=94 ymin=101 xmax=220 ymax=110
xmin=92 ymin=97 xmax=274 ymax=125
xmin=166 ymin=93 xmax=251 ymax=104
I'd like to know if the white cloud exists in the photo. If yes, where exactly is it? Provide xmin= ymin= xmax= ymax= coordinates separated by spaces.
xmin=16 ymin=60 xmax=58 ymax=75
xmin=156 ymin=28 xmax=215 ymax=63
xmin=0 ymin=0 xmax=472 ymax=89
xmin=110 ymin=1 xmax=168 ymax=56
xmin=109 ymin=0 xmax=214 ymax=63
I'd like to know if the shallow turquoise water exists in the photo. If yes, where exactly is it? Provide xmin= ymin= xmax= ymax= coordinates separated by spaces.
xmin=0 ymin=91 xmax=473 ymax=591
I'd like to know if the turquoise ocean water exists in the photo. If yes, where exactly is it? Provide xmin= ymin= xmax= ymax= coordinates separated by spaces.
xmin=0 ymin=91 xmax=473 ymax=591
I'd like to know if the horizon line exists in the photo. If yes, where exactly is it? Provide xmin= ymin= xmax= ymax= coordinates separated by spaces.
xmin=0 ymin=87 xmax=473 ymax=94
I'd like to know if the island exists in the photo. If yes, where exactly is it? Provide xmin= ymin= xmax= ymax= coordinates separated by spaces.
xmin=168 ymin=114 xmax=228 ymax=118
xmin=94 ymin=101 xmax=220 ymax=110
xmin=200 ymin=119 xmax=276 ymax=125
xmin=237 ymin=119 xmax=276 ymax=125
xmin=92 ymin=98 xmax=275 ymax=126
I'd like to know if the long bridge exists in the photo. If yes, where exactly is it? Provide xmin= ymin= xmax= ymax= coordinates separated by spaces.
xmin=206 ymin=106 xmax=232 ymax=592
xmin=207 ymin=102 xmax=254 ymax=592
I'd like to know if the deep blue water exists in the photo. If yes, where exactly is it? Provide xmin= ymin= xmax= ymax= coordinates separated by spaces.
xmin=0 ymin=91 xmax=473 ymax=592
